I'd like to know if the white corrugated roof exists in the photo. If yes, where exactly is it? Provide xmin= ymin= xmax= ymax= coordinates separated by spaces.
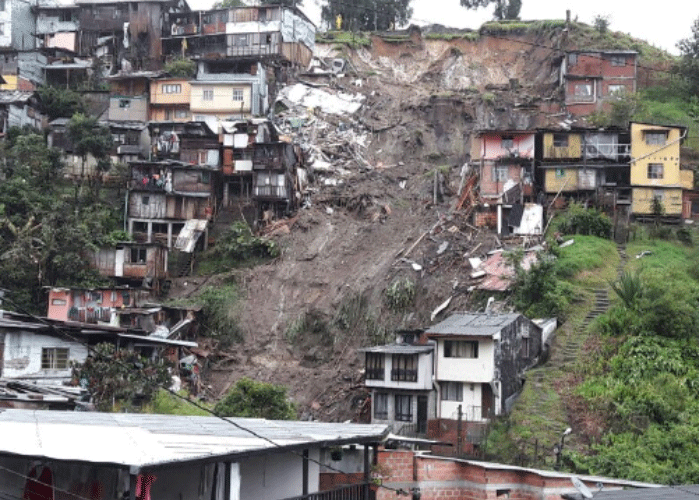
xmin=0 ymin=410 xmax=389 ymax=470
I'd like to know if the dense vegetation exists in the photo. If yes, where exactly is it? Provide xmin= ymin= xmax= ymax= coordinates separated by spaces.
xmin=214 ymin=377 xmax=297 ymax=420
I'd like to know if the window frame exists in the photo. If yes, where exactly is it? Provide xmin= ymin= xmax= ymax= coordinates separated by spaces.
xmin=202 ymin=88 xmax=214 ymax=101
xmin=644 ymin=131 xmax=667 ymax=146
xmin=610 ymin=55 xmax=626 ymax=67
xmin=552 ymin=133 xmax=569 ymax=148
xmin=232 ymin=88 xmax=244 ymax=102
xmin=491 ymin=165 xmax=509 ymax=182
xmin=391 ymin=354 xmax=418 ymax=382
xmin=130 ymin=247 xmax=147 ymax=264
xmin=574 ymin=83 xmax=593 ymax=97
xmin=647 ymin=163 xmax=664 ymax=179
xmin=394 ymin=394 xmax=413 ymax=422
xmin=444 ymin=340 xmax=479 ymax=359
xmin=608 ymin=84 xmax=626 ymax=96
xmin=365 ymin=352 xmax=385 ymax=380
xmin=373 ymin=392 xmax=388 ymax=419
xmin=440 ymin=381 xmax=464 ymax=401
xmin=41 ymin=347 xmax=69 ymax=370
xmin=162 ymin=84 xmax=182 ymax=94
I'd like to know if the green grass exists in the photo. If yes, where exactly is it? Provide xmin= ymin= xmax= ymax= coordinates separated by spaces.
xmin=555 ymin=235 xmax=619 ymax=283
xmin=316 ymin=31 xmax=371 ymax=47
xmin=144 ymin=389 xmax=212 ymax=416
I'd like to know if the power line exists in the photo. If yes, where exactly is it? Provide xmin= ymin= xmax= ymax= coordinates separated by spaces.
xmin=0 ymin=292 xmax=411 ymax=497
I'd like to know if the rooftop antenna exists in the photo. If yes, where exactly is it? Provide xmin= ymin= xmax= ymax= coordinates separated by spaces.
xmin=571 ymin=476 xmax=593 ymax=499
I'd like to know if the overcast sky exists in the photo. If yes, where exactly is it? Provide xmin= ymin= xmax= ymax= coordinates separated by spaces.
xmin=189 ymin=0 xmax=699 ymax=55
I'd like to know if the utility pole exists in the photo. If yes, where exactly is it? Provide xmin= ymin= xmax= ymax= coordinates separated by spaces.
xmin=456 ymin=404 xmax=463 ymax=457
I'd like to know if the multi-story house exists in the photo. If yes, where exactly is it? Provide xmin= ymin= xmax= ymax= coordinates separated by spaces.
xmin=90 ymin=241 xmax=169 ymax=290
xmin=150 ymin=75 xmax=192 ymax=122
xmin=424 ymin=313 xmax=542 ymax=423
xmin=561 ymin=50 xmax=638 ymax=116
xmin=75 ymin=0 xmax=189 ymax=73
xmin=252 ymin=137 xmax=303 ymax=223
xmin=470 ymin=129 xmax=536 ymax=234
xmin=189 ymin=61 xmax=268 ymax=130
xmin=536 ymin=126 xmax=631 ymax=210
xmin=34 ymin=0 xmax=80 ymax=52
xmin=161 ymin=5 xmax=315 ymax=69
xmin=360 ymin=330 xmax=435 ymax=435
xmin=629 ymin=121 xmax=687 ymax=219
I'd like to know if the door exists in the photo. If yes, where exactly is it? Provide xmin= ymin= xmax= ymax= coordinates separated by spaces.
xmin=417 ymin=395 xmax=428 ymax=434
xmin=481 ymin=383 xmax=493 ymax=419
xmin=115 ymin=248 xmax=125 ymax=277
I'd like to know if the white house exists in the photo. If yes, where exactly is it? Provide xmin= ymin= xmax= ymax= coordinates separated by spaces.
xmin=425 ymin=312 xmax=543 ymax=421
xmin=360 ymin=330 xmax=435 ymax=434
xmin=0 ymin=409 xmax=389 ymax=500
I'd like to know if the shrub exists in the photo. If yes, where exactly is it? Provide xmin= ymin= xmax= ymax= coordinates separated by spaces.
xmin=163 ymin=58 xmax=196 ymax=77
xmin=555 ymin=203 xmax=612 ymax=238
xmin=214 ymin=377 xmax=296 ymax=420
xmin=385 ymin=277 xmax=415 ymax=311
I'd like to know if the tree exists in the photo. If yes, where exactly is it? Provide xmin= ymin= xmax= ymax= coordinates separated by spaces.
xmin=213 ymin=377 xmax=296 ymax=420
xmin=459 ymin=0 xmax=521 ymax=21
xmin=163 ymin=58 xmax=196 ymax=78
xmin=36 ymin=85 xmax=87 ymax=121
xmin=676 ymin=19 xmax=699 ymax=97
xmin=593 ymin=14 xmax=610 ymax=34
xmin=67 ymin=113 xmax=114 ymax=199
xmin=321 ymin=0 xmax=413 ymax=31
xmin=72 ymin=343 xmax=173 ymax=411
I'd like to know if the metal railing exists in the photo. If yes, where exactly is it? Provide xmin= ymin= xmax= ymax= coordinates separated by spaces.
xmin=282 ymin=483 xmax=372 ymax=500
xmin=390 ymin=369 xmax=417 ymax=382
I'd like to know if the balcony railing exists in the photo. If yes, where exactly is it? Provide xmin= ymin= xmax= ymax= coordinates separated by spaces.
xmin=281 ymin=483 xmax=373 ymax=500
xmin=365 ymin=368 xmax=384 ymax=380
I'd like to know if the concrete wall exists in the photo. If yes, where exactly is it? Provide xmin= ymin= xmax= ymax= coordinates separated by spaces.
xmin=239 ymin=450 xmax=321 ymax=499
xmin=435 ymin=339 xmax=494 ymax=384
xmin=0 ymin=331 xmax=88 ymax=382
xmin=365 ymin=352 xmax=433 ymax=391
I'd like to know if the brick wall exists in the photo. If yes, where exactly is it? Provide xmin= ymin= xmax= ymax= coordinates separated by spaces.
xmin=376 ymin=449 xmax=650 ymax=500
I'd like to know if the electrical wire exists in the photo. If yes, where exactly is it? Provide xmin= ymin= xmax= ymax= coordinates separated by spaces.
xmin=0 ymin=294 xmax=411 ymax=497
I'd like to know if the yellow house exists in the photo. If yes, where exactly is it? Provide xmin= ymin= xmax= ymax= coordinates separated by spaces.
xmin=189 ymin=81 xmax=253 ymax=129
xmin=630 ymin=122 xmax=686 ymax=216
xmin=149 ymin=78 xmax=192 ymax=122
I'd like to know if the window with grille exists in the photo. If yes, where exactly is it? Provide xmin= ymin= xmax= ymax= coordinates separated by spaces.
xmin=391 ymin=354 xmax=418 ymax=382
xmin=395 ymin=395 xmax=413 ymax=421
xmin=366 ymin=353 xmax=384 ymax=380
xmin=232 ymin=89 xmax=244 ymax=102
xmin=374 ymin=393 xmax=388 ymax=419
xmin=492 ymin=165 xmax=509 ymax=182
xmin=41 ymin=348 xmax=69 ymax=370
xmin=647 ymin=163 xmax=664 ymax=179
xmin=444 ymin=340 xmax=478 ymax=359
xmin=440 ymin=381 xmax=463 ymax=401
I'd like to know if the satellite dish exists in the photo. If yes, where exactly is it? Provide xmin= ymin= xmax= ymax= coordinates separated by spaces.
xmin=571 ymin=477 xmax=593 ymax=499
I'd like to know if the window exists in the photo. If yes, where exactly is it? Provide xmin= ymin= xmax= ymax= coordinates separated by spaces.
xmin=162 ymin=84 xmax=181 ymax=94
xmin=51 ymin=299 xmax=67 ymax=305
xmin=501 ymin=137 xmax=514 ymax=150
xmin=645 ymin=131 xmax=667 ymax=145
xmin=553 ymin=133 xmax=569 ymax=148
xmin=234 ymin=34 xmax=248 ymax=46
xmin=647 ymin=163 xmax=664 ymax=179
xmin=444 ymin=340 xmax=478 ymax=359
xmin=522 ymin=337 xmax=531 ymax=358
xmin=41 ymin=348 xmax=69 ymax=370
xmin=574 ymin=83 xmax=592 ymax=96
xmin=232 ymin=89 xmax=244 ymax=102
xmin=366 ymin=353 xmax=384 ymax=380
xmin=440 ymin=381 xmax=463 ymax=401
xmin=610 ymin=55 xmax=626 ymax=67
xmin=608 ymin=84 xmax=626 ymax=95
xmin=174 ymin=109 xmax=189 ymax=119
xmin=119 ymin=99 xmax=130 ymax=108
xmin=200 ymin=171 xmax=211 ymax=184
xmin=374 ymin=393 xmax=388 ymax=419
xmin=0 ymin=0 xmax=5 ymax=11
xmin=391 ymin=354 xmax=417 ymax=382
xmin=555 ymin=168 xmax=566 ymax=178
xmin=567 ymin=53 xmax=577 ymax=66
xmin=492 ymin=165 xmax=509 ymax=182
xmin=142 ymin=195 xmax=150 ymax=205
xmin=653 ymin=190 xmax=664 ymax=203
xmin=130 ymin=247 xmax=147 ymax=263
xmin=203 ymin=89 xmax=214 ymax=101
xmin=395 ymin=394 xmax=413 ymax=422
xmin=0 ymin=23 xmax=4 ymax=36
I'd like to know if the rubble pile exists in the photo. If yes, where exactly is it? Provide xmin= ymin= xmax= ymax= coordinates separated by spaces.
xmin=274 ymin=82 xmax=373 ymax=187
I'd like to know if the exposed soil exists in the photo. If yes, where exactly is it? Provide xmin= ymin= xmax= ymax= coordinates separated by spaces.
xmin=185 ymin=29 xmax=571 ymax=421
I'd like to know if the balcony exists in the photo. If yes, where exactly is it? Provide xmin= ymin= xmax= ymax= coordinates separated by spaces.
xmin=365 ymin=368 xmax=384 ymax=381
xmin=253 ymin=185 xmax=288 ymax=199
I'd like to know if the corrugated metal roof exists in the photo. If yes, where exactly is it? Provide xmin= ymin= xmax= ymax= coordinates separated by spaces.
xmin=0 ymin=410 xmax=389 ymax=470
xmin=0 ymin=91 xmax=34 ymax=105
xmin=592 ymin=486 xmax=698 ymax=499
xmin=359 ymin=344 xmax=434 ymax=354
xmin=425 ymin=313 xmax=521 ymax=337
xmin=174 ymin=219 xmax=208 ymax=253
